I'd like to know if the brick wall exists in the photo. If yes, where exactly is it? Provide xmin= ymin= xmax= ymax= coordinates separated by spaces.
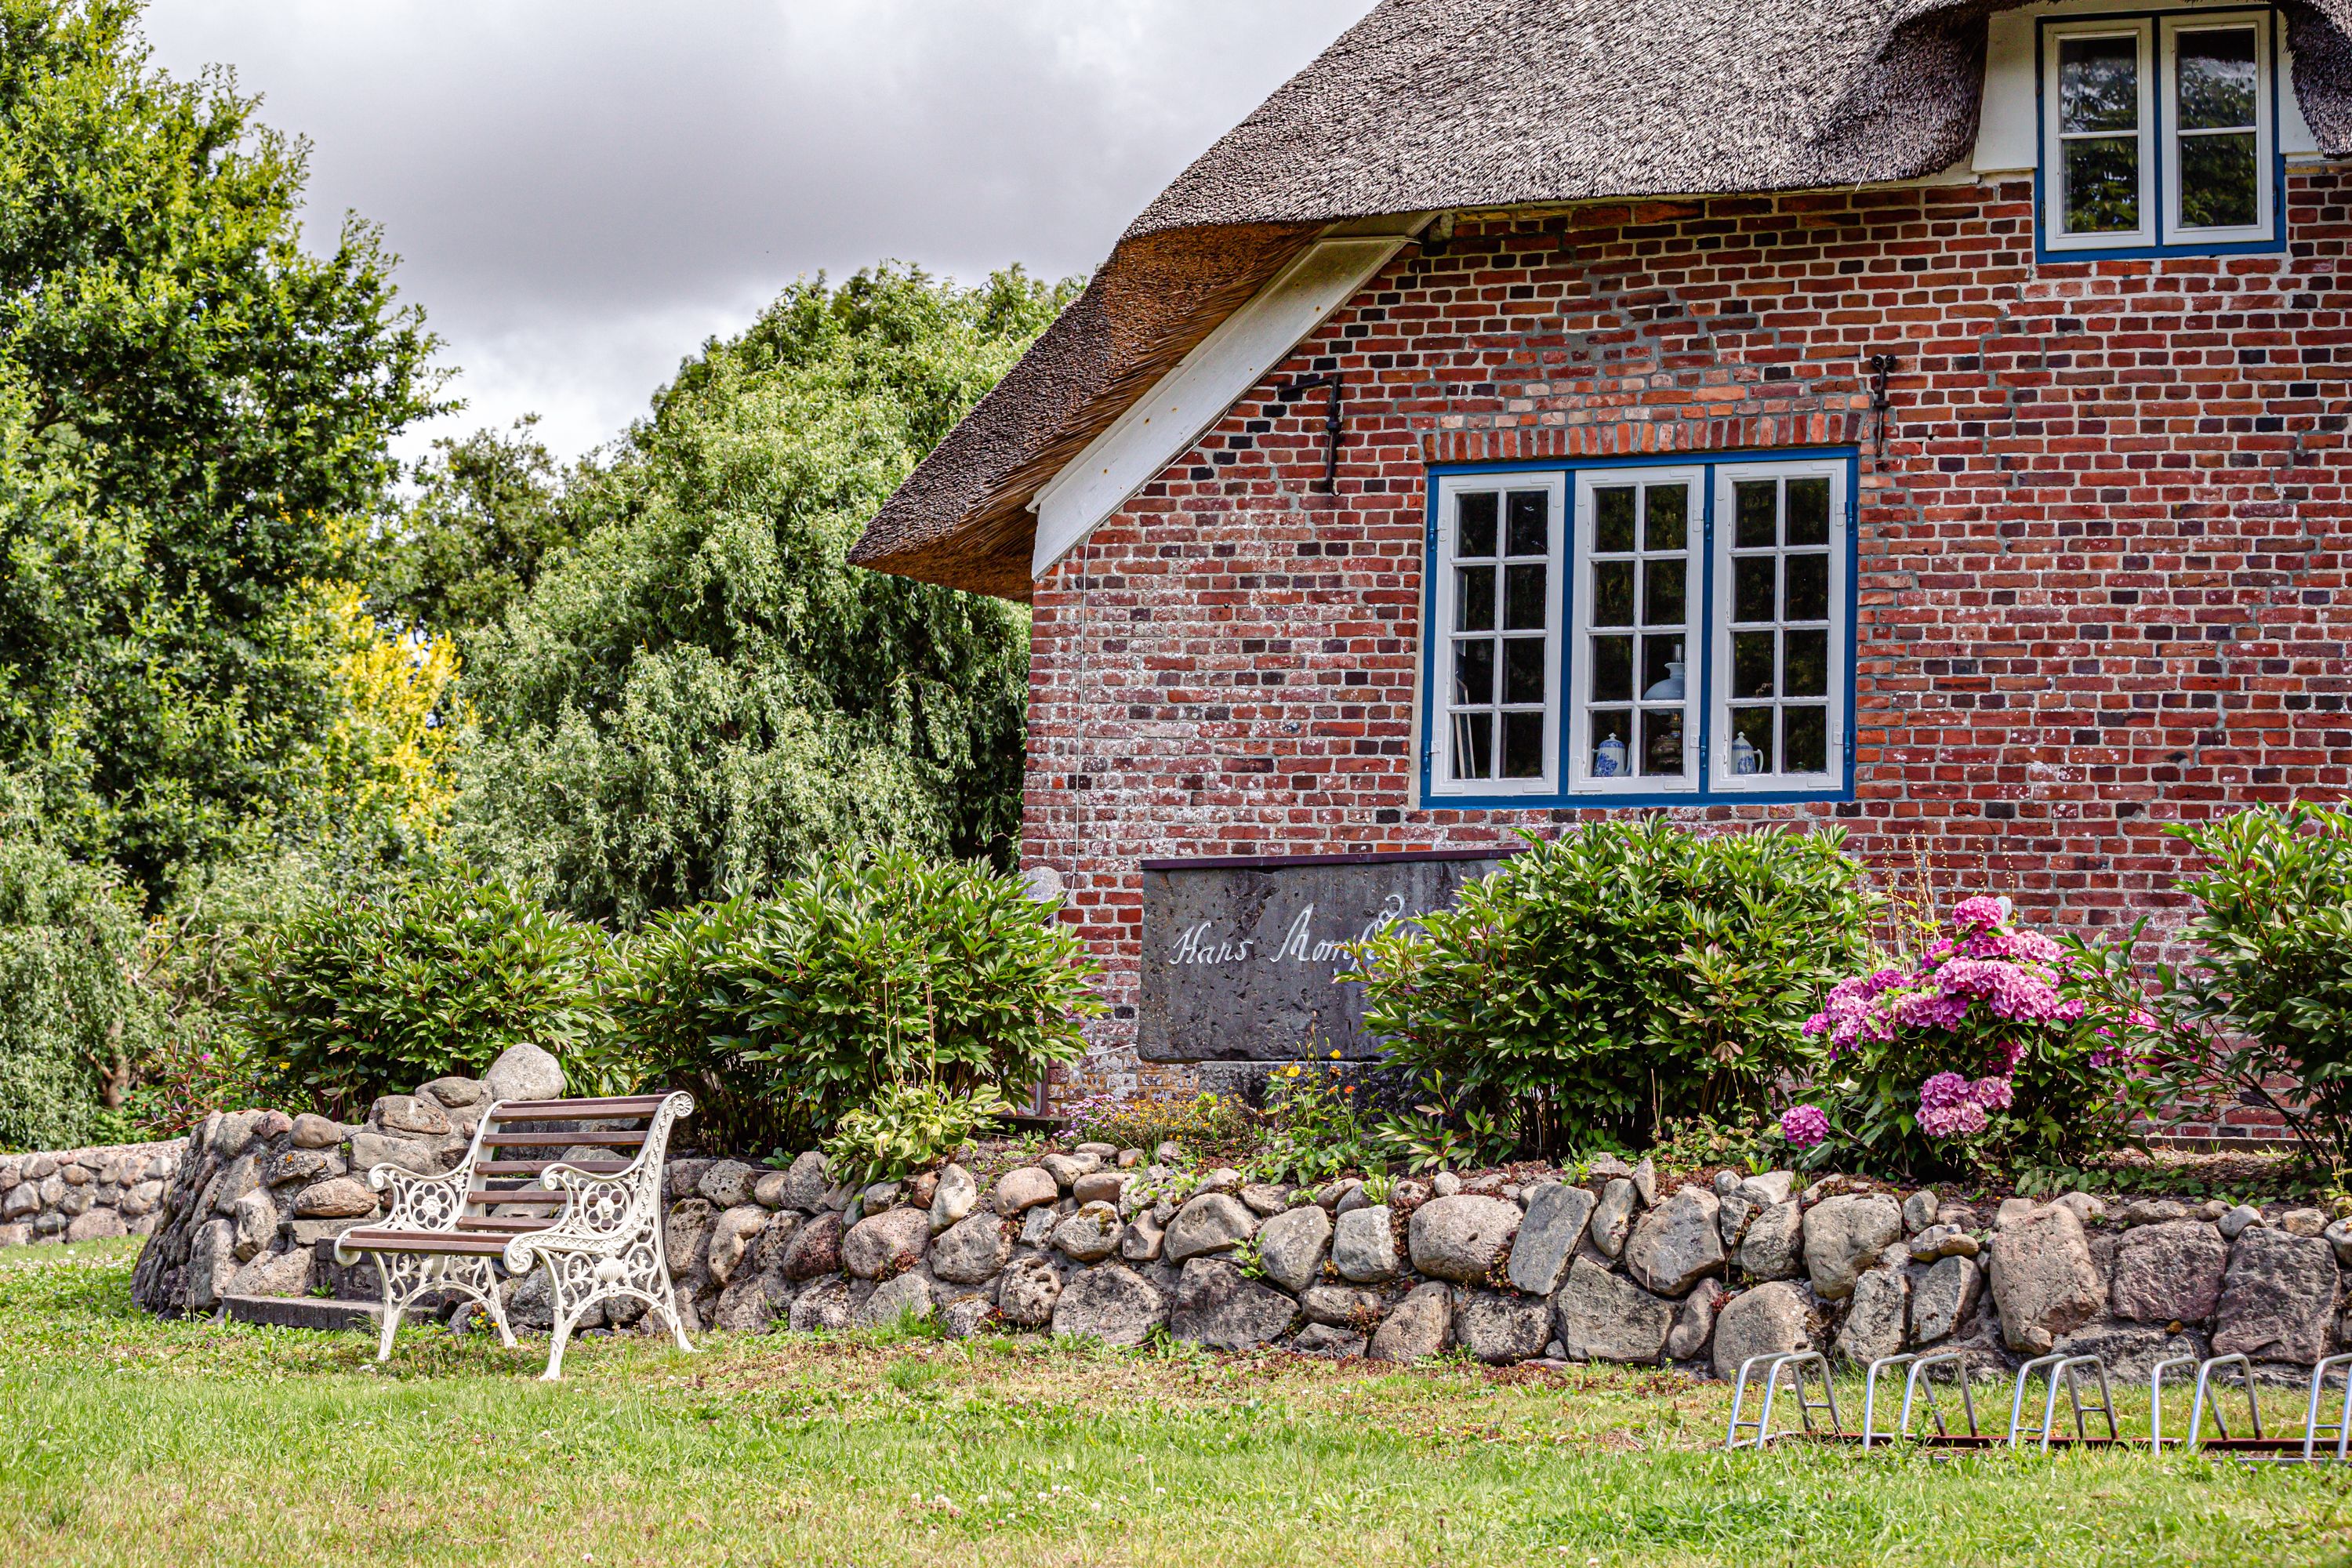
xmin=1022 ymin=170 xmax=2352 ymax=1138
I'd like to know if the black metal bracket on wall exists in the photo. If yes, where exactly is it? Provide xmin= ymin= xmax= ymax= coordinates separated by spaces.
xmin=1278 ymin=372 xmax=1344 ymax=493
xmin=1868 ymin=352 xmax=1898 ymax=451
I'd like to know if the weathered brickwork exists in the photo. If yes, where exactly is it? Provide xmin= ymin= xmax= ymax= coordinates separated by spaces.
xmin=1024 ymin=171 xmax=2352 ymax=1135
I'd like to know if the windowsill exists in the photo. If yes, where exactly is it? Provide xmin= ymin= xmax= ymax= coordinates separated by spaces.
xmin=2034 ymin=233 xmax=2285 ymax=262
xmin=1423 ymin=782 xmax=1853 ymax=811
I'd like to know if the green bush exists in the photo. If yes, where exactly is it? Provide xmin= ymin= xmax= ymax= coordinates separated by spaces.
xmin=1348 ymin=821 xmax=1875 ymax=1153
xmin=820 ymin=1080 xmax=1015 ymax=1188
xmin=2145 ymin=803 xmax=2352 ymax=1169
xmin=615 ymin=848 xmax=1102 ymax=1156
xmin=230 ymin=869 xmax=619 ymax=1118
xmin=0 ymin=836 xmax=158 ymax=1151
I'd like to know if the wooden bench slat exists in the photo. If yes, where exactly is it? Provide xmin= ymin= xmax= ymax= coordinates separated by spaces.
xmin=481 ymin=1131 xmax=646 ymax=1149
xmin=488 ymin=1095 xmax=670 ymax=1119
xmin=338 ymin=1231 xmax=511 ymax=1257
xmin=467 ymin=1191 xmax=568 ymax=1206
xmin=476 ymin=1159 xmax=630 ymax=1176
xmin=454 ymin=1217 xmax=558 ymax=1233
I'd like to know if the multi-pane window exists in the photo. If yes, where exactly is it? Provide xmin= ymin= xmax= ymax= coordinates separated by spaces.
xmin=2042 ymin=11 xmax=2278 ymax=255
xmin=1425 ymin=456 xmax=1849 ymax=804
xmin=1432 ymin=476 xmax=1562 ymax=795
xmin=1719 ymin=469 xmax=1835 ymax=781
xmin=1571 ymin=470 xmax=1699 ymax=789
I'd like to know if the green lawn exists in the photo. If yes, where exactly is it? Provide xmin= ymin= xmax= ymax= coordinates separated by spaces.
xmin=2 ymin=1241 xmax=2349 ymax=1566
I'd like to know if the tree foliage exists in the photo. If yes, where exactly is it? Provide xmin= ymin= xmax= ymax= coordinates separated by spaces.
xmin=0 ymin=0 xmax=441 ymax=902
xmin=368 ymin=416 xmax=577 ymax=648
xmin=0 ymin=823 xmax=156 ymax=1150
xmin=450 ymin=265 xmax=1071 ymax=924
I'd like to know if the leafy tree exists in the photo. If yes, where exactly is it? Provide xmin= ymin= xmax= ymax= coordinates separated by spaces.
xmin=0 ymin=819 xmax=158 ymax=1150
xmin=369 ymin=416 xmax=577 ymax=645
xmin=0 ymin=0 xmax=441 ymax=902
xmin=454 ymin=265 xmax=1072 ymax=923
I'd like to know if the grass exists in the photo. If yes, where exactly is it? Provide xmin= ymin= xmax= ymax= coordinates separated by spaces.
xmin=2 ymin=1240 xmax=2350 ymax=1566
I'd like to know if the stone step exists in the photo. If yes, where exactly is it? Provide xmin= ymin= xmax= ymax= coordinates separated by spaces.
xmin=220 ymin=1293 xmax=382 ymax=1332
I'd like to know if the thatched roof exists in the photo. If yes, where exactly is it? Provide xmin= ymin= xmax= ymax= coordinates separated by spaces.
xmin=855 ymin=0 xmax=2352 ymax=601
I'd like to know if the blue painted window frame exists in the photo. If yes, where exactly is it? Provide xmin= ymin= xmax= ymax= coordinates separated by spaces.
xmin=1417 ymin=448 xmax=1861 ymax=810
xmin=2034 ymin=7 xmax=2286 ymax=263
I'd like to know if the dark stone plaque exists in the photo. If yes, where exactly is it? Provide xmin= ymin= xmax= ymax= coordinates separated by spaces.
xmin=1136 ymin=851 xmax=1508 ymax=1063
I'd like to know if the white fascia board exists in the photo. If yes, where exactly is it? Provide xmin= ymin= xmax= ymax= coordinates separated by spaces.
xmin=1973 ymin=8 xmax=2037 ymax=173
xmin=1029 ymin=222 xmax=1421 ymax=579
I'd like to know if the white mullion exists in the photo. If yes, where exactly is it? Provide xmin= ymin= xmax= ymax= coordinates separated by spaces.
xmin=1426 ymin=472 xmax=1562 ymax=798
xmin=2161 ymin=11 xmax=2274 ymax=246
xmin=1569 ymin=466 xmax=1700 ymax=796
xmin=1711 ymin=459 xmax=1847 ymax=794
xmin=2043 ymin=17 xmax=2156 ymax=252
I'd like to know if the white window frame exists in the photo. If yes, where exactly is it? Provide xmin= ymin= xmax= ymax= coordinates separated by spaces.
xmin=1426 ymin=470 xmax=1566 ymax=799
xmin=1566 ymin=466 xmax=1704 ymax=796
xmin=2161 ymin=11 xmax=2274 ymax=246
xmin=1708 ymin=459 xmax=1849 ymax=796
xmin=2042 ymin=16 xmax=2157 ymax=253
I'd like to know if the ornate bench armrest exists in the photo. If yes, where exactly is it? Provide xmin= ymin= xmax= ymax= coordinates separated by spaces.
xmin=500 ymin=1163 xmax=640 ymax=1272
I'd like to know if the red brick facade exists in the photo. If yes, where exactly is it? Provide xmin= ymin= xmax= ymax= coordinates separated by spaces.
xmin=1022 ymin=170 xmax=2352 ymax=1137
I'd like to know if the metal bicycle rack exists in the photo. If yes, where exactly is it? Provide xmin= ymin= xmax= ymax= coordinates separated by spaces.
xmin=2303 ymin=1355 xmax=2352 ymax=1464
xmin=1861 ymin=1349 xmax=1979 ymax=1449
xmin=2151 ymin=1353 xmax=2261 ymax=1454
xmin=1723 ymin=1349 xmax=2352 ymax=1461
xmin=1726 ymin=1352 xmax=1842 ymax=1450
xmin=2009 ymin=1353 xmax=2119 ymax=1449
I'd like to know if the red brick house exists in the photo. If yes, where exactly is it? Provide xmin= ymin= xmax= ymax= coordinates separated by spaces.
xmin=855 ymin=0 xmax=2352 ymax=1124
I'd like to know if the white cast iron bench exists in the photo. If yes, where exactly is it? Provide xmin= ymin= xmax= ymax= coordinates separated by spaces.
xmin=333 ymin=1090 xmax=698 ymax=1378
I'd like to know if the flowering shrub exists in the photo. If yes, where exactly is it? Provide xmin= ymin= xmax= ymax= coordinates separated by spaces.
xmin=1795 ymin=896 xmax=2152 ymax=1176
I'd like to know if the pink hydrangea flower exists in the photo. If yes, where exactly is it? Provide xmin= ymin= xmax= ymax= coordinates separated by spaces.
xmin=1918 ymin=1071 xmax=1974 ymax=1112
xmin=1970 ymin=1076 xmax=2015 ymax=1111
xmin=1780 ymin=1105 xmax=1830 ymax=1149
xmin=1951 ymin=895 xmax=2013 ymax=931
xmin=1918 ymin=1099 xmax=1989 ymax=1138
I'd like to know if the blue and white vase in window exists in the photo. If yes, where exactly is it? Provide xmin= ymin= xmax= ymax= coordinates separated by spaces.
xmin=1644 ymin=641 xmax=1687 ymax=702
xmin=1732 ymin=731 xmax=1761 ymax=775
xmin=1594 ymin=733 xmax=1626 ymax=777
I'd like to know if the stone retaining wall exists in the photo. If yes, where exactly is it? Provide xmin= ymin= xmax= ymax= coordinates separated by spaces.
xmin=655 ymin=1151 xmax=2352 ymax=1380
xmin=121 ymin=1068 xmax=2351 ymax=1377
xmin=0 ymin=1139 xmax=185 ymax=1246
xmin=131 ymin=1044 xmax=566 ymax=1316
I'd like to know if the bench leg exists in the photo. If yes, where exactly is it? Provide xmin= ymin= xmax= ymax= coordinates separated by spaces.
xmin=477 ymin=1265 xmax=519 ymax=1349
xmin=653 ymin=1287 xmax=695 ymax=1354
xmin=371 ymin=1250 xmax=424 ymax=1363
xmin=451 ymin=1256 xmax=517 ymax=1349
xmin=540 ymin=1254 xmax=592 ymax=1381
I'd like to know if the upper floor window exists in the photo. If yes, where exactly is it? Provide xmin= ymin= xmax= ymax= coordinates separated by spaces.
xmin=1423 ymin=453 xmax=1853 ymax=808
xmin=2041 ymin=9 xmax=2280 ymax=256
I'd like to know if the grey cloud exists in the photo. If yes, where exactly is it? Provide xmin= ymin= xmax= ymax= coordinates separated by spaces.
xmin=141 ymin=1 xmax=1377 ymax=457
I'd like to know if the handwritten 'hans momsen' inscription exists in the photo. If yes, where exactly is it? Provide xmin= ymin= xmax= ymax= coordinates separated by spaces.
xmin=1136 ymin=855 xmax=1504 ymax=1063
xmin=1163 ymin=894 xmax=1409 ymax=970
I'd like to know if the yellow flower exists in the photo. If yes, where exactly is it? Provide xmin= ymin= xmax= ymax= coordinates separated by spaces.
xmin=1330 ymin=1051 xmax=1341 ymax=1059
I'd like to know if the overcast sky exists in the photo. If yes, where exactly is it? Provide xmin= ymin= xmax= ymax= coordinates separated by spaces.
xmin=140 ymin=1 xmax=1377 ymax=463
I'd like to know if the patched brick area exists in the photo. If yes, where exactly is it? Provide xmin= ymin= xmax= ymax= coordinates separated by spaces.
xmin=1023 ymin=173 xmax=2352 ymax=1137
